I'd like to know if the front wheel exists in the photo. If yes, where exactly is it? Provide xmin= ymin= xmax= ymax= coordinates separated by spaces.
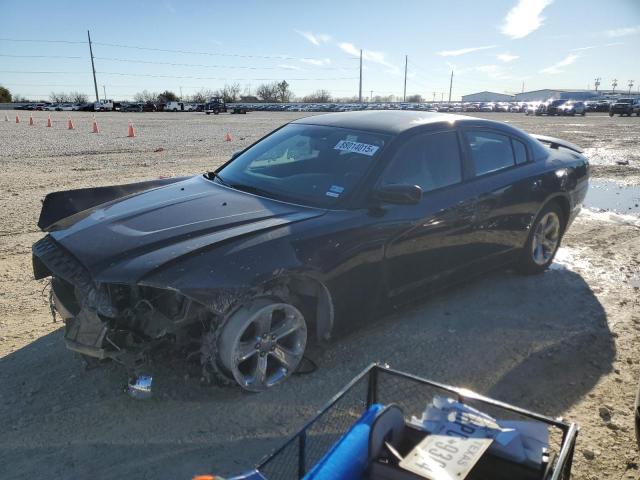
xmin=217 ymin=298 xmax=307 ymax=391
xmin=516 ymin=203 xmax=564 ymax=275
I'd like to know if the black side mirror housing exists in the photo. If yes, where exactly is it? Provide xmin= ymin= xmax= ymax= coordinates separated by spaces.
xmin=373 ymin=184 xmax=422 ymax=205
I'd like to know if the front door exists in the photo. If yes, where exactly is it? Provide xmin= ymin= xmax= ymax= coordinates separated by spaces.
xmin=380 ymin=130 xmax=478 ymax=298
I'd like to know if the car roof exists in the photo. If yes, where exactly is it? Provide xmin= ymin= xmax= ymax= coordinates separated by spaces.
xmin=291 ymin=110 xmax=478 ymax=135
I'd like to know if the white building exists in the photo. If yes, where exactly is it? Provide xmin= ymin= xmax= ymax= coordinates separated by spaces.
xmin=461 ymin=91 xmax=515 ymax=102
xmin=514 ymin=89 xmax=600 ymax=102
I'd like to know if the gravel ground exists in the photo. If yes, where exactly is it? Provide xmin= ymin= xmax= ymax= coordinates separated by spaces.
xmin=0 ymin=110 xmax=639 ymax=480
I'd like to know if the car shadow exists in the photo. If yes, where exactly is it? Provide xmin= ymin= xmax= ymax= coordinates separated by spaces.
xmin=0 ymin=265 xmax=613 ymax=479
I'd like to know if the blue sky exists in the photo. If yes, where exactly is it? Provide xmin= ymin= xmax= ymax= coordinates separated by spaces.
xmin=1 ymin=0 xmax=639 ymax=101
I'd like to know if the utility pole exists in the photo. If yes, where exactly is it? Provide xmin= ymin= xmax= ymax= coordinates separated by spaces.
xmin=611 ymin=79 xmax=618 ymax=93
xmin=403 ymin=55 xmax=408 ymax=102
xmin=594 ymin=77 xmax=601 ymax=92
xmin=441 ymin=92 xmax=443 ymax=102
xmin=521 ymin=81 xmax=525 ymax=93
xmin=179 ymin=86 xmax=183 ymax=100
xmin=358 ymin=49 xmax=363 ymax=103
xmin=102 ymin=85 xmax=106 ymax=101
xmin=87 ymin=30 xmax=99 ymax=103
xmin=432 ymin=92 xmax=436 ymax=102
xmin=448 ymin=70 xmax=453 ymax=103
xmin=628 ymin=80 xmax=635 ymax=95
xmin=370 ymin=90 xmax=373 ymax=102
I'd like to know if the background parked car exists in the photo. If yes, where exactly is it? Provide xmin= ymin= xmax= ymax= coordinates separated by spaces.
xmin=609 ymin=98 xmax=640 ymax=116
xmin=558 ymin=101 xmax=586 ymax=116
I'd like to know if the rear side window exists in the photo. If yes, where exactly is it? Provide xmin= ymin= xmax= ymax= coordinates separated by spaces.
xmin=512 ymin=139 xmax=527 ymax=165
xmin=465 ymin=131 xmax=526 ymax=176
xmin=382 ymin=131 xmax=462 ymax=193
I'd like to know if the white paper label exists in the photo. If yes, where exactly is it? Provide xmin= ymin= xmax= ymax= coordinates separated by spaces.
xmin=333 ymin=140 xmax=379 ymax=156
xmin=399 ymin=435 xmax=492 ymax=480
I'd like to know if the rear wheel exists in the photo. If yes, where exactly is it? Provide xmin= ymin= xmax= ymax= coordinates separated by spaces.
xmin=217 ymin=298 xmax=307 ymax=391
xmin=516 ymin=203 xmax=564 ymax=275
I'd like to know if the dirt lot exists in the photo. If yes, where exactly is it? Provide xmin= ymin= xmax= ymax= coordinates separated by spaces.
xmin=0 ymin=110 xmax=639 ymax=480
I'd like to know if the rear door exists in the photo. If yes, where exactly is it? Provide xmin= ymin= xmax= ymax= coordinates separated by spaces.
xmin=380 ymin=129 xmax=479 ymax=298
xmin=460 ymin=128 xmax=540 ymax=258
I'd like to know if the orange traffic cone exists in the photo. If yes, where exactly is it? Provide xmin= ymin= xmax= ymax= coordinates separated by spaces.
xmin=127 ymin=121 xmax=135 ymax=137
xmin=67 ymin=117 xmax=74 ymax=130
xmin=15 ymin=114 xmax=20 ymax=123
xmin=225 ymin=132 xmax=232 ymax=142
xmin=91 ymin=118 xmax=99 ymax=133
xmin=47 ymin=115 xmax=52 ymax=128
xmin=29 ymin=115 xmax=34 ymax=126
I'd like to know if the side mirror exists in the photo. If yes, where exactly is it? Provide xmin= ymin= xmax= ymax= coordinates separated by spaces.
xmin=231 ymin=150 xmax=243 ymax=160
xmin=373 ymin=184 xmax=422 ymax=205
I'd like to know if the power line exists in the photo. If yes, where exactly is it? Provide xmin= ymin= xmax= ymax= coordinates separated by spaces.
xmin=0 ymin=36 xmax=343 ymax=62
xmin=97 ymin=71 xmax=359 ymax=81
xmin=94 ymin=56 xmax=357 ymax=71
xmin=0 ymin=37 xmax=85 ymax=44
xmin=92 ymin=41 xmax=334 ymax=61
xmin=0 ymin=54 xmax=84 ymax=59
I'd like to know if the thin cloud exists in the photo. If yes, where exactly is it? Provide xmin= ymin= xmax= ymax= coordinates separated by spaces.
xmin=500 ymin=0 xmax=553 ymax=39
xmin=604 ymin=25 xmax=640 ymax=37
xmin=497 ymin=53 xmax=519 ymax=62
xmin=437 ymin=45 xmax=497 ymax=57
xmin=294 ymin=30 xmax=331 ymax=46
xmin=278 ymin=64 xmax=301 ymax=70
xmin=338 ymin=42 xmax=399 ymax=73
xmin=300 ymin=58 xmax=331 ymax=66
xmin=571 ymin=42 xmax=623 ymax=51
xmin=540 ymin=53 xmax=579 ymax=74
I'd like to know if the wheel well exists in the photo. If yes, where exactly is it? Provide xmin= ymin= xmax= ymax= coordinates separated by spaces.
xmin=548 ymin=196 xmax=570 ymax=229
xmin=286 ymin=276 xmax=334 ymax=342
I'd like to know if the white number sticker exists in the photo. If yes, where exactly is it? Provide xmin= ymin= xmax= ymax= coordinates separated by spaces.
xmin=333 ymin=140 xmax=380 ymax=156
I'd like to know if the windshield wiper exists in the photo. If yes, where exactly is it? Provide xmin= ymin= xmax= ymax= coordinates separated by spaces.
xmin=206 ymin=171 xmax=230 ymax=187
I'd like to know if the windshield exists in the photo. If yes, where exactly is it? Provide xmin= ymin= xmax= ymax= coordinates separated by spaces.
xmin=215 ymin=123 xmax=389 ymax=207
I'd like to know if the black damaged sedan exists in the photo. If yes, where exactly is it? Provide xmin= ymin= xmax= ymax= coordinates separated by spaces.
xmin=33 ymin=111 xmax=589 ymax=394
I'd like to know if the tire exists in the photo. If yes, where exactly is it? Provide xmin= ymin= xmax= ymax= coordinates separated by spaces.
xmin=216 ymin=297 xmax=307 ymax=391
xmin=635 ymin=381 xmax=640 ymax=449
xmin=516 ymin=202 xmax=565 ymax=275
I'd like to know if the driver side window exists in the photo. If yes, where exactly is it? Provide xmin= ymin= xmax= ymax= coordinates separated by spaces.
xmin=381 ymin=131 xmax=463 ymax=193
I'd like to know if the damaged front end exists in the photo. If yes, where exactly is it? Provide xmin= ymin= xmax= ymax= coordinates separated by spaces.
xmin=33 ymin=235 xmax=216 ymax=397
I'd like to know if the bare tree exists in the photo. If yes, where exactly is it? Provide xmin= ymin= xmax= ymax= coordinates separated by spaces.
xmin=188 ymin=88 xmax=216 ymax=103
xmin=227 ymin=83 xmax=241 ymax=102
xmin=406 ymin=94 xmax=424 ymax=103
xmin=49 ymin=92 xmax=72 ymax=103
xmin=133 ymin=90 xmax=159 ymax=103
xmin=302 ymin=89 xmax=332 ymax=103
xmin=256 ymin=82 xmax=279 ymax=102
xmin=70 ymin=91 xmax=88 ymax=103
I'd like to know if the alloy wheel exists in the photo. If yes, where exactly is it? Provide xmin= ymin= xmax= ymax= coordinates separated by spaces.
xmin=218 ymin=300 xmax=307 ymax=391
xmin=531 ymin=212 xmax=561 ymax=266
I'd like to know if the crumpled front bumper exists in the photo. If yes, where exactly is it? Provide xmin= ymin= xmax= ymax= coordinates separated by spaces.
xmin=34 ymin=235 xmax=112 ymax=358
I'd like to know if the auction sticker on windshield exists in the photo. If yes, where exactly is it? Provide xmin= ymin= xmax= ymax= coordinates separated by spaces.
xmin=334 ymin=140 xmax=380 ymax=156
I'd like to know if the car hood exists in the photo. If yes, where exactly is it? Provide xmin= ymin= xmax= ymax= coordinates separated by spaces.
xmin=50 ymin=175 xmax=325 ymax=282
